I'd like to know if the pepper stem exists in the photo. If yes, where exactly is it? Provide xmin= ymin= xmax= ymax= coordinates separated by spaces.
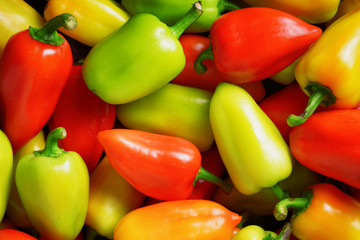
xmin=194 ymin=44 xmax=214 ymax=74
xmin=273 ymin=192 xmax=311 ymax=221
xmin=194 ymin=166 xmax=232 ymax=194
xmin=271 ymin=183 xmax=291 ymax=200
xmin=286 ymin=83 xmax=335 ymax=127
xmin=169 ymin=1 xmax=203 ymax=39
xmin=34 ymin=127 xmax=66 ymax=157
xmin=29 ymin=13 xmax=77 ymax=46
xmin=273 ymin=223 xmax=292 ymax=240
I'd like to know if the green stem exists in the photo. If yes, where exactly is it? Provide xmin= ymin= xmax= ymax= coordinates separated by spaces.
xmin=194 ymin=44 xmax=214 ymax=74
xmin=194 ymin=166 xmax=232 ymax=194
xmin=169 ymin=1 xmax=203 ymax=39
xmin=286 ymin=83 xmax=335 ymax=127
xmin=273 ymin=189 xmax=312 ymax=221
xmin=274 ymin=223 xmax=292 ymax=240
xmin=221 ymin=0 xmax=241 ymax=12
xmin=271 ymin=183 xmax=291 ymax=200
xmin=34 ymin=127 xmax=66 ymax=157
xmin=29 ymin=13 xmax=77 ymax=46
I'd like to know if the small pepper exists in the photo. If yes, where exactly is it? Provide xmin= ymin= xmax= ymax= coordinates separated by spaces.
xmin=288 ymin=7 xmax=360 ymax=126
xmin=274 ymin=183 xmax=360 ymax=239
xmin=82 ymin=2 xmax=203 ymax=104
xmin=44 ymin=0 xmax=130 ymax=46
xmin=15 ymin=127 xmax=89 ymax=240
xmin=269 ymin=59 xmax=298 ymax=85
xmin=113 ymin=199 xmax=242 ymax=240
xmin=97 ymin=128 xmax=232 ymax=201
xmin=232 ymin=223 xmax=292 ymax=240
xmin=121 ymin=0 xmax=240 ymax=33
xmin=210 ymin=82 xmax=293 ymax=195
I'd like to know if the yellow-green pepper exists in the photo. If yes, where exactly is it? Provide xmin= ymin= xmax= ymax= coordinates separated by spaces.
xmin=232 ymin=225 xmax=277 ymax=240
xmin=326 ymin=0 xmax=360 ymax=27
xmin=210 ymin=83 xmax=293 ymax=195
xmin=0 ymin=0 xmax=45 ymax=56
xmin=44 ymin=0 xmax=130 ymax=47
xmin=6 ymin=130 xmax=45 ymax=228
xmin=270 ymin=59 xmax=298 ymax=85
xmin=86 ymin=156 xmax=146 ymax=239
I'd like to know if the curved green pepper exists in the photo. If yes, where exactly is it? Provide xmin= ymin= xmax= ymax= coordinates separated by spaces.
xmin=15 ymin=127 xmax=89 ymax=240
xmin=210 ymin=83 xmax=293 ymax=195
xmin=116 ymin=83 xmax=214 ymax=152
xmin=83 ymin=2 xmax=203 ymax=105
xmin=121 ymin=0 xmax=240 ymax=33
xmin=0 ymin=130 xmax=13 ymax=223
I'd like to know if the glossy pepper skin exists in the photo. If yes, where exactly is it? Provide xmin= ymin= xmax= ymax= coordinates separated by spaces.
xmin=195 ymin=7 xmax=322 ymax=84
xmin=171 ymin=33 xmax=266 ymax=102
xmin=0 ymin=13 xmax=76 ymax=153
xmin=326 ymin=0 xmax=360 ymax=26
xmin=274 ymin=183 xmax=360 ymax=240
xmin=289 ymin=109 xmax=360 ymax=189
xmin=210 ymin=82 xmax=293 ymax=195
xmin=48 ymin=64 xmax=116 ymax=174
xmin=44 ymin=0 xmax=130 ymax=47
xmin=86 ymin=157 xmax=146 ymax=239
xmin=122 ymin=0 xmax=239 ymax=33
xmin=0 ymin=228 xmax=37 ymax=240
xmin=97 ymin=129 xmax=232 ymax=201
xmin=288 ymin=8 xmax=360 ymax=126
xmin=0 ymin=0 xmax=45 ymax=56
xmin=114 ymin=199 xmax=242 ymax=240
xmin=241 ymin=0 xmax=340 ymax=24
xmin=15 ymin=127 xmax=89 ymax=240
xmin=6 ymin=130 xmax=45 ymax=228
xmin=82 ymin=2 xmax=203 ymax=105
xmin=0 ymin=130 xmax=13 ymax=223
xmin=116 ymin=83 xmax=214 ymax=152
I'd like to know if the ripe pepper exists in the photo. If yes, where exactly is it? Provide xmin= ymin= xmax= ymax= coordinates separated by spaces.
xmin=289 ymin=109 xmax=360 ymax=189
xmin=122 ymin=0 xmax=240 ymax=33
xmin=0 ymin=0 xmax=45 ymax=56
xmin=48 ymin=64 xmax=116 ymax=174
xmin=86 ymin=157 xmax=146 ymax=239
xmin=194 ymin=7 xmax=322 ymax=84
xmin=15 ymin=127 xmax=89 ymax=240
xmin=326 ymin=0 xmax=360 ymax=27
xmin=97 ymin=128 xmax=232 ymax=201
xmin=274 ymin=183 xmax=360 ymax=239
xmin=212 ymin=160 xmax=322 ymax=216
xmin=0 ymin=130 xmax=13 ymax=223
xmin=0 ymin=228 xmax=37 ymax=240
xmin=43 ymin=0 xmax=130 ymax=47
xmin=210 ymin=82 xmax=293 ymax=195
xmin=116 ymin=83 xmax=214 ymax=152
xmin=0 ymin=13 xmax=76 ymax=153
xmin=288 ymin=8 xmax=360 ymax=127
xmin=6 ymin=130 xmax=45 ymax=228
xmin=240 ymin=0 xmax=340 ymax=24
xmin=171 ymin=33 xmax=266 ymax=102
xmin=113 ymin=199 xmax=242 ymax=240
xmin=82 ymin=2 xmax=203 ymax=105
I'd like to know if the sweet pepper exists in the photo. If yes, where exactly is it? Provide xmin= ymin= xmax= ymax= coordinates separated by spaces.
xmin=82 ymin=1 xmax=203 ymax=104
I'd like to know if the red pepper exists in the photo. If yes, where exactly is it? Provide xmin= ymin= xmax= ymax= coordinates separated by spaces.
xmin=195 ymin=7 xmax=322 ymax=84
xmin=0 ymin=229 xmax=37 ymax=240
xmin=259 ymin=83 xmax=324 ymax=143
xmin=289 ymin=109 xmax=360 ymax=189
xmin=97 ymin=129 xmax=232 ymax=201
xmin=0 ymin=13 xmax=76 ymax=153
xmin=172 ymin=33 xmax=266 ymax=102
xmin=48 ymin=64 xmax=116 ymax=173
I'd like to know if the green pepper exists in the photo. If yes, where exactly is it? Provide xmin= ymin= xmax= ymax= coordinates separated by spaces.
xmin=0 ymin=130 xmax=13 ymax=223
xmin=82 ymin=1 xmax=203 ymax=105
xmin=210 ymin=82 xmax=293 ymax=196
xmin=116 ymin=83 xmax=214 ymax=152
xmin=232 ymin=223 xmax=291 ymax=240
xmin=15 ymin=127 xmax=89 ymax=240
xmin=121 ymin=0 xmax=240 ymax=33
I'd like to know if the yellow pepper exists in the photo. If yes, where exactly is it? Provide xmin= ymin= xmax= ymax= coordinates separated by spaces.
xmin=231 ymin=225 xmax=278 ymax=240
xmin=6 ymin=130 xmax=45 ymax=228
xmin=240 ymin=0 xmax=341 ymax=24
xmin=270 ymin=59 xmax=298 ymax=85
xmin=44 ymin=0 xmax=130 ymax=47
xmin=326 ymin=0 xmax=360 ymax=27
xmin=288 ymin=7 xmax=360 ymax=127
xmin=86 ymin=157 xmax=146 ymax=239
xmin=0 ymin=0 xmax=45 ymax=56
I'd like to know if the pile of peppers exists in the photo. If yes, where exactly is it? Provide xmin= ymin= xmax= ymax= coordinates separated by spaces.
xmin=2 ymin=0 xmax=360 ymax=239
